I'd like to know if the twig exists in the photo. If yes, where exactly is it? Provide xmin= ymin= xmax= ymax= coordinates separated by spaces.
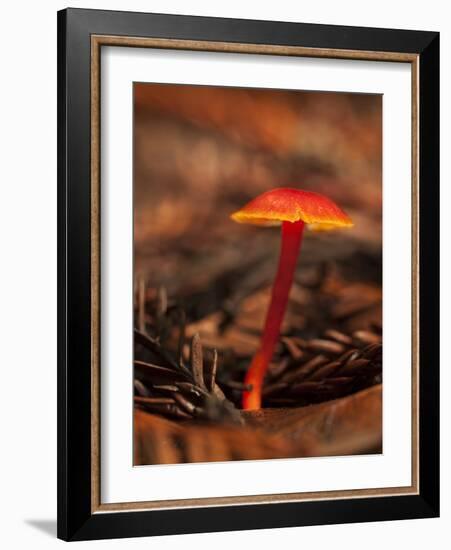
xmin=190 ymin=333 xmax=205 ymax=389
xmin=205 ymin=349 xmax=218 ymax=392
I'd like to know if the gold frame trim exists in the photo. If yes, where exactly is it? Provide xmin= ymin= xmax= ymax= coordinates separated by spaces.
xmin=90 ymin=35 xmax=420 ymax=514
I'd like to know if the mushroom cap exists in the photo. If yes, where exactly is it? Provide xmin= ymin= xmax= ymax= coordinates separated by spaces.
xmin=230 ymin=187 xmax=353 ymax=230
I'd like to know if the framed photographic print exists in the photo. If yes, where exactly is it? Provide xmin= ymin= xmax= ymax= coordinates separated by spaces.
xmin=57 ymin=8 xmax=439 ymax=541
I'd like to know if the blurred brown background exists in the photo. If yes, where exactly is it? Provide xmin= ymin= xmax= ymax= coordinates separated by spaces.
xmin=134 ymin=84 xmax=381 ymax=310
xmin=134 ymin=82 xmax=382 ymax=341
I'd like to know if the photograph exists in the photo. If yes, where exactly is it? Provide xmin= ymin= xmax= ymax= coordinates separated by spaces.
xmin=132 ymin=82 xmax=383 ymax=465
xmin=53 ymin=6 xmax=440 ymax=542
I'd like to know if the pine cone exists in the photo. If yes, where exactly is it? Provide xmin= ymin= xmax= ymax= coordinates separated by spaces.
xmin=262 ymin=328 xmax=382 ymax=406
xmin=134 ymin=329 xmax=242 ymax=425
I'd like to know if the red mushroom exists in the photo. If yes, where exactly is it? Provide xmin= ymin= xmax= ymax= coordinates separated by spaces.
xmin=230 ymin=187 xmax=353 ymax=410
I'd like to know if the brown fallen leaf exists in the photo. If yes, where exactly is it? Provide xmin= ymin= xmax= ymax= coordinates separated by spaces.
xmin=134 ymin=409 xmax=295 ymax=465
xmin=244 ymin=384 xmax=382 ymax=456
xmin=134 ymin=385 xmax=382 ymax=465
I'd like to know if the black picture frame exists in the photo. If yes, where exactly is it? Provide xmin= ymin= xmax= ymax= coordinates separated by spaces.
xmin=57 ymin=7 xmax=439 ymax=541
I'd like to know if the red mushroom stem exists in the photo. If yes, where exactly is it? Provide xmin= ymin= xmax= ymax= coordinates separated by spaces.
xmin=242 ymin=220 xmax=305 ymax=410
